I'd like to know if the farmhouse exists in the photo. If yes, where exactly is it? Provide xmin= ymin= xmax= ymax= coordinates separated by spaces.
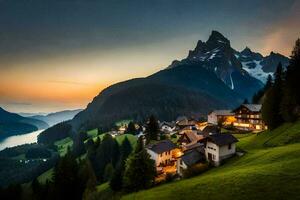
xmin=207 ymin=110 xmax=236 ymax=125
xmin=233 ymin=104 xmax=267 ymax=131
xmin=177 ymin=147 xmax=206 ymax=176
xmin=146 ymin=140 xmax=177 ymax=167
xmin=204 ymin=134 xmax=238 ymax=166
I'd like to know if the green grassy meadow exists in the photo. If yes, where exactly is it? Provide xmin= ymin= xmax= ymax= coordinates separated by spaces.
xmin=121 ymin=121 xmax=300 ymax=200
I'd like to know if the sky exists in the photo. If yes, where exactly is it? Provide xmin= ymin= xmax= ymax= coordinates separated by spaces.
xmin=0 ymin=0 xmax=299 ymax=113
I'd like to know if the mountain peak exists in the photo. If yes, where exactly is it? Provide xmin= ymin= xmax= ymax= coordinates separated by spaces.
xmin=207 ymin=30 xmax=230 ymax=45
xmin=241 ymin=46 xmax=252 ymax=54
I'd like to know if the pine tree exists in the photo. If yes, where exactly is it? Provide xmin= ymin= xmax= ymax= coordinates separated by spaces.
xmin=262 ymin=63 xmax=284 ymax=129
xmin=73 ymin=132 xmax=87 ymax=156
xmin=146 ymin=115 xmax=159 ymax=141
xmin=125 ymin=122 xmax=137 ymax=135
xmin=109 ymin=137 xmax=133 ymax=191
xmin=243 ymin=99 xmax=249 ymax=104
xmin=280 ymin=39 xmax=300 ymax=121
xmin=94 ymin=134 xmax=120 ymax=181
xmin=53 ymin=150 xmax=82 ymax=200
xmin=123 ymin=149 xmax=156 ymax=192
xmin=252 ymin=75 xmax=273 ymax=104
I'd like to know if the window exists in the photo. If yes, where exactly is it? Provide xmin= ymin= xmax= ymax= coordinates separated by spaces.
xmin=212 ymin=154 xmax=216 ymax=160
xmin=228 ymin=144 xmax=232 ymax=150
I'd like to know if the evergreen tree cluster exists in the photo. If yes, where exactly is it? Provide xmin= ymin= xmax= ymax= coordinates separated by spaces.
xmin=261 ymin=39 xmax=300 ymax=129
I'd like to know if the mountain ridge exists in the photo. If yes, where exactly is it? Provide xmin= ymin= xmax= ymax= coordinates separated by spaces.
xmin=0 ymin=107 xmax=49 ymax=140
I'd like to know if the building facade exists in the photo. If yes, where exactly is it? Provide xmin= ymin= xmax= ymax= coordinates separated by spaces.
xmin=204 ymin=134 xmax=238 ymax=166
xmin=233 ymin=104 xmax=267 ymax=131
xmin=207 ymin=110 xmax=236 ymax=125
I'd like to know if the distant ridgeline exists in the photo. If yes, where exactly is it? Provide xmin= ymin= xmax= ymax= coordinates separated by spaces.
xmin=40 ymin=31 xmax=289 ymax=141
xmin=0 ymin=107 xmax=48 ymax=140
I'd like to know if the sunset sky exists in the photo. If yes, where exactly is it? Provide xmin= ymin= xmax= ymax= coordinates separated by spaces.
xmin=0 ymin=0 xmax=299 ymax=113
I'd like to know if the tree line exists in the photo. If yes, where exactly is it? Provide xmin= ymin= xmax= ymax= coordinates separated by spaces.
xmin=260 ymin=39 xmax=300 ymax=129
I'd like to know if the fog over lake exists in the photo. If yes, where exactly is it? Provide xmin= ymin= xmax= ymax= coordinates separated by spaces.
xmin=0 ymin=129 xmax=44 ymax=151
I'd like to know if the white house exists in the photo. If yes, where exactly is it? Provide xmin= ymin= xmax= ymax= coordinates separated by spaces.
xmin=204 ymin=134 xmax=238 ymax=166
xmin=207 ymin=110 xmax=235 ymax=125
xmin=146 ymin=140 xmax=177 ymax=167
xmin=159 ymin=121 xmax=176 ymax=134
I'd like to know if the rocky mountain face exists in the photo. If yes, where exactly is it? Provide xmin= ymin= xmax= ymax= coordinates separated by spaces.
xmin=46 ymin=31 xmax=289 ymax=133
xmin=235 ymin=48 xmax=289 ymax=83
xmin=169 ymin=30 xmax=289 ymax=86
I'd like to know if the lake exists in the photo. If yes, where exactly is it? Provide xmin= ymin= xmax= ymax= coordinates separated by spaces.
xmin=0 ymin=129 xmax=44 ymax=151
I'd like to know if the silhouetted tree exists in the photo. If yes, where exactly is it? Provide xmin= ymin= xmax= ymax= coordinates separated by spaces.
xmin=146 ymin=115 xmax=159 ymax=141
xmin=262 ymin=63 xmax=284 ymax=129
xmin=123 ymin=148 xmax=156 ymax=192
xmin=280 ymin=39 xmax=300 ymax=121
xmin=125 ymin=122 xmax=137 ymax=135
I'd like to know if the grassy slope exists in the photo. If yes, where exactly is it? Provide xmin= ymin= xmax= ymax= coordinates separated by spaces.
xmin=122 ymin=121 xmax=300 ymax=200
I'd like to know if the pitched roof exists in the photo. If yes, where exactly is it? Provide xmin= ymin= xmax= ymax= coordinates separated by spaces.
xmin=210 ymin=110 xmax=234 ymax=116
xmin=185 ymin=132 xmax=204 ymax=142
xmin=234 ymin=104 xmax=262 ymax=112
xmin=207 ymin=134 xmax=238 ymax=146
xmin=201 ymin=125 xmax=220 ymax=136
xmin=181 ymin=148 xmax=205 ymax=167
xmin=243 ymin=104 xmax=262 ymax=112
xmin=160 ymin=121 xmax=176 ymax=128
xmin=146 ymin=140 xmax=177 ymax=154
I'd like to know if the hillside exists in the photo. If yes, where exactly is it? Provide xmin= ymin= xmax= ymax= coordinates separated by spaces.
xmin=120 ymin=121 xmax=300 ymax=200
xmin=0 ymin=107 xmax=49 ymax=140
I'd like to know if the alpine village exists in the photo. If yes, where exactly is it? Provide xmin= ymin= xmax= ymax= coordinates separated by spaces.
xmin=1 ymin=26 xmax=300 ymax=200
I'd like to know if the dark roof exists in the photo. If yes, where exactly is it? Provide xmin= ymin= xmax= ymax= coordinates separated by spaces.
xmin=146 ymin=140 xmax=177 ymax=154
xmin=181 ymin=148 xmax=205 ymax=167
xmin=233 ymin=104 xmax=262 ymax=112
xmin=160 ymin=121 xmax=176 ymax=127
xmin=207 ymin=134 xmax=238 ymax=146
xmin=210 ymin=110 xmax=234 ymax=116
xmin=201 ymin=125 xmax=220 ymax=136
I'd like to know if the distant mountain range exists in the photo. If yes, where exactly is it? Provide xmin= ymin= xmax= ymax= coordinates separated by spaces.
xmin=29 ymin=109 xmax=83 ymax=126
xmin=65 ymin=31 xmax=289 ymax=132
xmin=0 ymin=107 xmax=49 ymax=140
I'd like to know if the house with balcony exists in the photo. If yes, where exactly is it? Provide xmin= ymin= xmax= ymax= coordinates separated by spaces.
xmin=232 ymin=104 xmax=267 ymax=131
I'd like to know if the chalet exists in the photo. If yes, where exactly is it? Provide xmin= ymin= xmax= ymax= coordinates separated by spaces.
xmin=146 ymin=140 xmax=177 ymax=167
xmin=204 ymin=134 xmax=238 ymax=166
xmin=177 ymin=147 xmax=206 ymax=176
xmin=176 ymin=116 xmax=197 ymax=128
xmin=207 ymin=110 xmax=236 ymax=125
xmin=178 ymin=132 xmax=205 ymax=151
xmin=233 ymin=104 xmax=267 ymax=131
